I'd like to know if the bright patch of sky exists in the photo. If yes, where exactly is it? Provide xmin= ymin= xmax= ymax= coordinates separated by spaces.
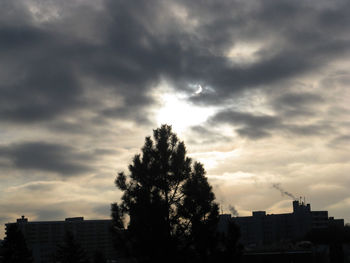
xmin=226 ymin=42 xmax=263 ymax=65
xmin=155 ymin=82 xmax=216 ymax=134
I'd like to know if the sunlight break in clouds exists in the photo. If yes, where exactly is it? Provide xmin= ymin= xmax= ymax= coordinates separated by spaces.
xmin=155 ymin=85 xmax=215 ymax=133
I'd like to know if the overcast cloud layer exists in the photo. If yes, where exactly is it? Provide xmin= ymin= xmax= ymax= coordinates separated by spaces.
xmin=0 ymin=0 xmax=349 ymax=237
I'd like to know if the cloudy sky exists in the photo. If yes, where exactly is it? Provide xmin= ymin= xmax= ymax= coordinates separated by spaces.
xmin=1 ymin=0 xmax=349 ymax=237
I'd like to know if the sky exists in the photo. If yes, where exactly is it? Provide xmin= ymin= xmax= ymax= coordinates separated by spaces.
xmin=0 ymin=0 xmax=349 ymax=237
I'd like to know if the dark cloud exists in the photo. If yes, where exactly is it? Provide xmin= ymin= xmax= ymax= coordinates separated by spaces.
xmin=36 ymin=209 xmax=67 ymax=221
xmin=329 ymin=135 xmax=350 ymax=148
xmin=236 ymin=127 xmax=272 ymax=140
xmin=333 ymin=135 xmax=350 ymax=143
xmin=93 ymin=148 xmax=119 ymax=156
xmin=1 ymin=0 xmax=349 ymax=127
xmin=47 ymin=120 xmax=99 ymax=135
xmin=270 ymin=92 xmax=325 ymax=118
xmin=284 ymin=123 xmax=332 ymax=136
xmin=0 ymin=0 xmax=156 ymax=124
xmin=93 ymin=204 xmax=110 ymax=216
xmin=184 ymin=0 xmax=350 ymax=103
xmin=0 ymin=25 xmax=47 ymax=50
xmin=210 ymin=110 xmax=280 ymax=139
xmin=210 ymin=109 xmax=333 ymax=139
xmin=23 ymin=182 xmax=57 ymax=192
xmin=0 ymin=23 xmax=84 ymax=123
xmin=274 ymin=92 xmax=324 ymax=109
xmin=0 ymin=142 xmax=95 ymax=176
xmin=213 ymin=111 xmax=280 ymax=129
xmin=189 ymin=125 xmax=231 ymax=144
xmin=0 ymin=0 xmax=32 ymax=25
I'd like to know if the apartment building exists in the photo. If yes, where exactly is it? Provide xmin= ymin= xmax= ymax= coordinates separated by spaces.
xmin=219 ymin=200 xmax=344 ymax=247
xmin=5 ymin=216 xmax=118 ymax=263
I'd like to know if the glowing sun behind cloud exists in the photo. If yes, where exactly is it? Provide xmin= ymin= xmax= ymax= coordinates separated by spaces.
xmin=155 ymin=88 xmax=214 ymax=134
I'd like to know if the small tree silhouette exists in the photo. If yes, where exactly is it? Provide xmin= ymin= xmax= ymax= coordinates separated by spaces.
xmin=1 ymin=223 xmax=33 ymax=263
xmin=93 ymin=250 xmax=107 ymax=263
xmin=55 ymin=231 xmax=89 ymax=263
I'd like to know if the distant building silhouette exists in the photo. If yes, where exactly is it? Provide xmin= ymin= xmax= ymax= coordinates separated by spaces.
xmin=219 ymin=200 xmax=344 ymax=248
xmin=5 ymin=216 xmax=118 ymax=263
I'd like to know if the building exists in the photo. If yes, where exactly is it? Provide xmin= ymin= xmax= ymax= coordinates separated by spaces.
xmin=5 ymin=216 xmax=118 ymax=263
xmin=219 ymin=200 xmax=344 ymax=248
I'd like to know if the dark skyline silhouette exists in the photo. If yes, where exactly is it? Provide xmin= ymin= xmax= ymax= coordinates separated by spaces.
xmin=2 ymin=199 xmax=348 ymax=263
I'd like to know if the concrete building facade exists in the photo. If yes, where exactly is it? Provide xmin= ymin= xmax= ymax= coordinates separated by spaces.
xmin=219 ymin=200 xmax=344 ymax=248
xmin=5 ymin=216 xmax=118 ymax=263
